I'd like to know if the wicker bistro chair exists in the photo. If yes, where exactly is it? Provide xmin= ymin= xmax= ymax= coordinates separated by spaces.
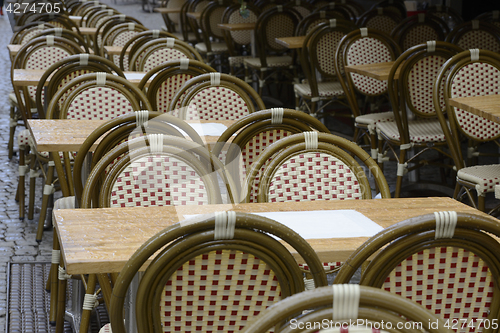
xmin=474 ymin=10 xmax=500 ymax=28
xmin=294 ymin=19 xmax=356 ymax=117
xmin=243 ymin=5 xmax=300 ymax=95
xmin=433 ymin=49 xmax=500 ymax=212
xmin=376 ymin=41 xmax=463 ymax=198
xmin=356 ymin=7 xmax=401 ymax=36
xmin=137 ymin=59 xmax=216 ymax=114
xmin=169 ymin=72 xmax=266 ymax=121
xmin=334 ymin=211 xmax=500 ymax=332
xmin=93 ymin=15 xmax=143 ymax=55
xmin=119 ymin=29 xmax=177 ymax=72
xmin=211 ymin=108 xmax=330 ymax=195
xmin=312 ymin=2 xmax=356 ymax=21
xmin=194 ymin=0 xmax=233 ymax=67
xmin=295 ymin=10 xmax=352 ymax=36
xmin=390 ymin=14 xmax=449 ymax=51
xmin=129 ymin=37 xmax=203 ymax=72
xmin=285 ymin=0 xmax=313 ymax=20
xmin=427 ymin=5 xmax=463 ymax=31
xmin=160 ymin=0 xmax=198 ymax=43
xmin=242 ymin=131 xmax=391 ymax=204
xmin=9 ymin=22 xmax=57 ymax=45
xmin=30 ymin=27 xmax=90 ymax=51
xmin=445 ymin=21 xmax=500 ymax=53
xmin=240 ymin=285 xmax=453 ymax=333
xmin=220 ymin=4 xmax=260 ymax=81
xmin=369 ymin=0 xmax=406 ymax=20
xmin=100 ymin=22 xmax=149 ymax=65
xmin=105 ymin=211 xmax=328 ymax=333
xmin=334 ymin=28 xmax=400 ymax=165
xmin=86 ymin=8 xmax=120 ymax=28
xmin=11 ymin=36 xmax=82 ymax=220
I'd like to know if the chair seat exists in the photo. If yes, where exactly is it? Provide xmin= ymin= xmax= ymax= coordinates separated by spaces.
xmin=99 ymin=323 xmax=111 ymax=333
xmin=376 ymin=118 xmax=446 ymax=143
xmin=9 ymin=92 xmax=18 ymax=107
xmin=294 ymin=81 xmax=344 ymax=98
xmin=244 ymin=56 xmax=293 ymax=68
xmin=457 ymin=164 xmax=500 ymax=195
xmin=228 ymin=55 xmax=253 ymax=67
xmin=195 ymin=42 xmax=228 ymax=53
xmin=355 ymin=111 xmax=394 ymax=126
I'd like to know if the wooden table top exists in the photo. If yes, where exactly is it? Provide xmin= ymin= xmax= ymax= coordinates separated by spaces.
xmin=54 ymin=197 xmax=489 ymax=275
xmin=217 ymin=23 xmax=255 ymax=31
xmin=103 ymin=45 xmax=130 ymax=56
xmin=12 ymin=69 xmax=146 ymax=87
xmin=74 ymin=27 xmax=97 ymax=36
xmin=186 ymin=11 xmax=201 ymax=20
xmin=344 ymin=61 xmax=399 ymax=81
xmin=27 ymin=119 xmax=235 ymax=152
xmin=275 ymin=36 xmax=305 ymax=49
xmin=449 ymin=95 xmax=500 ymax=124
xmin=154 ymin=7 xmax=181 ymax=14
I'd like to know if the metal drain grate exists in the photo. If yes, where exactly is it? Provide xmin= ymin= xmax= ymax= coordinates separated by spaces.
xmin=6 ymin=263 xmax=108 ymax=333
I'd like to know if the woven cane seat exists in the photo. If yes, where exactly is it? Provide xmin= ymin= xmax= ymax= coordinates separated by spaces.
xmin=376 ymin=118 xmax=446 ymax=144
xmin=294 ymin=81 xmax=344 ymax=98
xmin=194 ymin=42 xmax=228 ymax=53
xmin=244 ymin=56 xmax=293 ymax=68
xmin=457 ymin=164 xmax=500 ymax=195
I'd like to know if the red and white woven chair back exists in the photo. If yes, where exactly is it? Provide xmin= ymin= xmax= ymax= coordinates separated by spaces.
xmin=346 ymin=37 xmax=392 ymax=95
xmin=65 ymin=86 xmax=134 ymax=120
xmin=157 ymin=73 xmax=194 ymax=113
xmin=142 ymin=48 xmax=190 ymax=72
xmin=228 ymin=9 xmax=258 ymax=45
xmin=401 ymin=25 xmax=441 ymax=50
xmin=304 ymin=18 xmax=328 ymax=35
xmin=20 ymin=28 xmax=45 ymax=45
xmin=161 ymin=249 xmax=281 ymax=332
xmin=457 ymin=30 xmax=500 ymax=53
xmin=264 ymin=13 xmax=296 ymax=51
xmin=56 ymin=69 xmax=95 ymax=109
xmin=242 ymin=129 xmax=292 ymax=202
xmin=407 ymin=55 xmax=448 ymax=116
xmin=184 ymin=87 xmax=250 ymax=121
xmin=111 ymin=30 xmax=141 ymax=67
xmin=450 ymin=62 xmax=500 ymax=141
xmin=316 ymin=31 xmax=346 ymax=76
xmin=110 ymin=154 xmax=209 ymax=207
xmin=365 ymin=15 xmax=398 ymax=35
xmin=383 ymin=247 xmax=494 ymax=333
xmin=267 ymin=152 xmax=363 ymax=202
xmin=25 ymin=46 xmax=72 ymax=101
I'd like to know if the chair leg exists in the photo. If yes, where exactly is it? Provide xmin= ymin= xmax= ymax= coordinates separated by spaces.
xmin=28 ymin=153 xmax=37 ymax=220
xmin=37 ymin=161 xmax=55 ymax=243
xmin=18 ymin=147 xmax=27 ymax=220
xmin=49 ymin=232 xmax=60 ymax=325
xmin=394 ymin=149 xmax=407 ymax=198
xmin=79 ymin=274 xmax=97 ymax=333
xmin=8 ymin=106 xmax=16 ymax=159
xmin=478 ymin=194 xmax=486 ymax=212
xmin=55 ymin=263 xmax=67 ymax=333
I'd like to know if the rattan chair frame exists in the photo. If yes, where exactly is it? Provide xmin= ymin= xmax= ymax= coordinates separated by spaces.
xmin=474 ymin=10 xmax=500 ymax=27
xmin=312 ymin=2 xmax=356 ymax=21
xmin=369 ymin=0 xmax=407 ymax=19
xmin=332 ymin=0 xmax=365 ymax=18
xmin=169 ymin=73 xmax=266 ymax=120
xmin=129 ymin=37 xmax=203 ymax=71
xmin=196 ymin=0 xmax=232 ymax=58
xmin=85 ymin=8 xmax=121 ymax=28
xmin=31 ymin=27 xmax=89 ymax=51
xmin=240 ymin=285 xmax=452 ymax=333
xmin=158 ymin=0 xmax=183 ymax=33
xmin=138 ymin=59 xmax=216 ymax=112
xmin=119 ymin=30 xmax=177 ymax=71
xmin=79 ymin=4 xmax=109 ymax=26
xmin=433 ymin=49 xmax=500 ymax=210
xmin=390 ymin=14 xmax=449 ymax=51
xmin=9 ymin=22 xmax=56 ymax=45
xmin=356 ymin=8 xmax=401 ymax=36
xmin=23 ymin=14 xmax=81 ymax=34
xmin=296 ymin=11 xmax=353 ymax=36
xmin=242 ymin=132 xmax=391 ymax=203
xmin=334 ymin=212 xmax=500 ymax=332
xmin=427 ymin=5 xmax=463 ymax=30
xmin=445 ymin=21 xmax=500 ymax=53
xmin=93 ymin=15 xmax=142 ymax=55
xmin=100 ymin=22 xmax=148 ymax=57
xmin=108 ymin=211 xmax=328 ymax=333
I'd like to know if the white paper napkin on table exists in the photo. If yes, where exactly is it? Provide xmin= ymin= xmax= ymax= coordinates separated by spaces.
xmin=184 ymin=210 xmax=383 ymax=239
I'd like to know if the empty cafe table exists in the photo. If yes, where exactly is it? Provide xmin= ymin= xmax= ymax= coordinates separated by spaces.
xmin=344 ymin=61 xmax=400 ymax=81
xmin=448 ymin=94 xmax=500 ymax=124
